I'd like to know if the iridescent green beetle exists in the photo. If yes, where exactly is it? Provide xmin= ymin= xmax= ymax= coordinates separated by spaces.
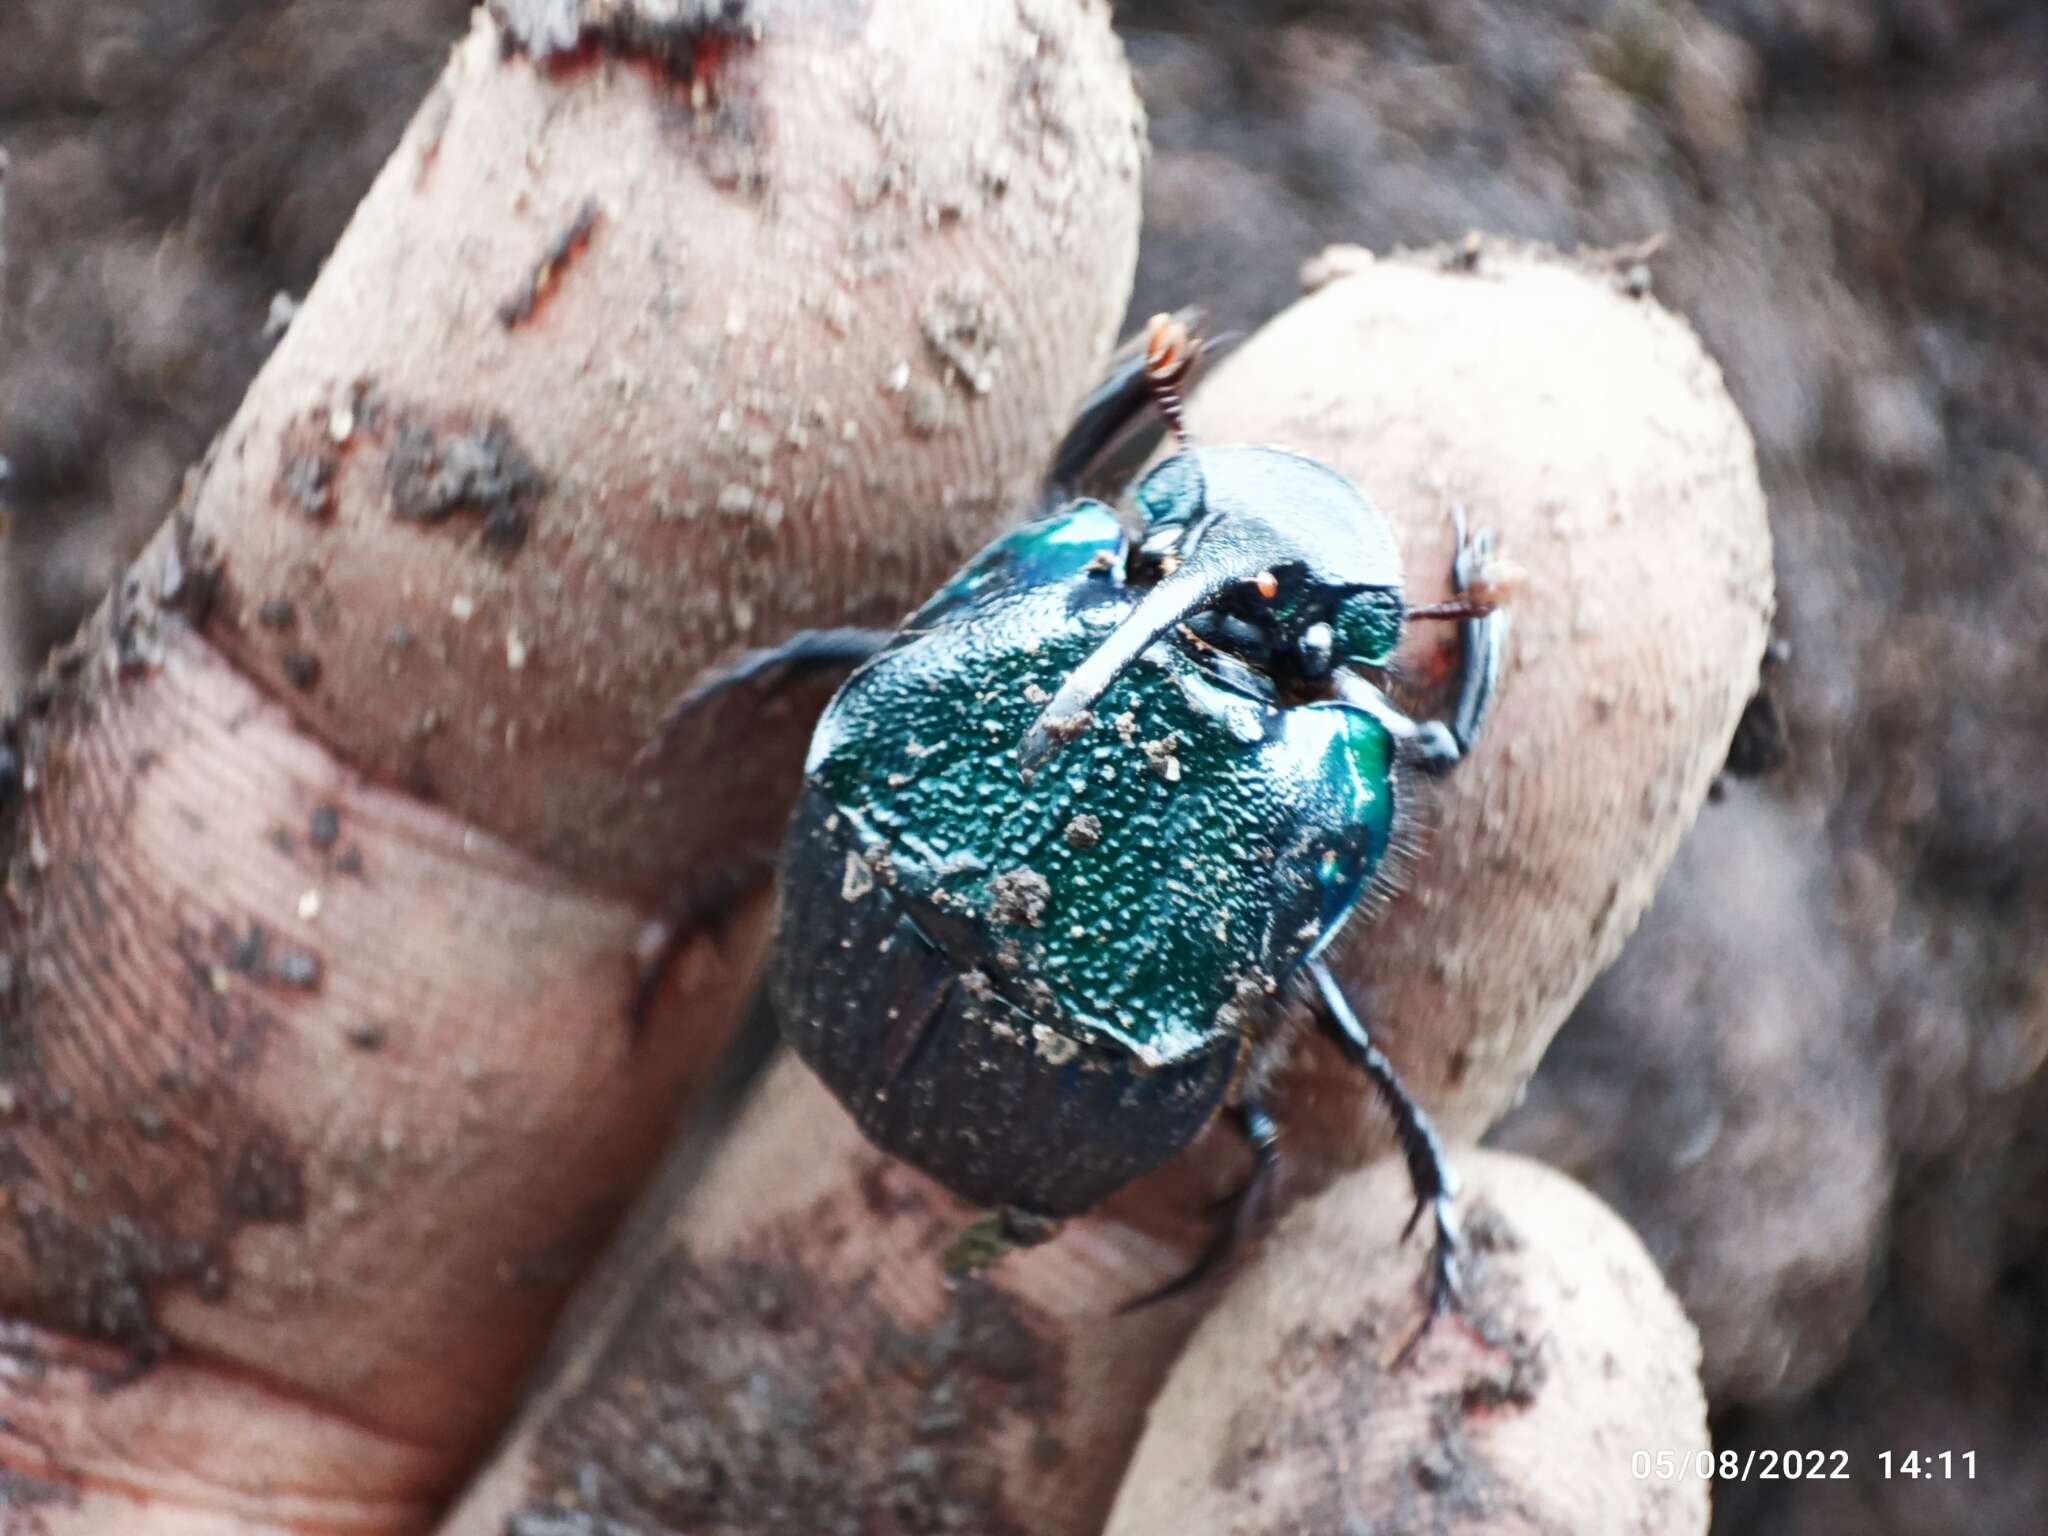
xmin=668 ymin=317 xmax=1508 ymax=1316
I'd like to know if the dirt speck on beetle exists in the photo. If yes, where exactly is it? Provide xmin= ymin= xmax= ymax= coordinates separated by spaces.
xmin=988 ymin=867 xmax=1051 ymax=928
xmin=1140 ymin=733 xmax=1183 ymax=782
xmin=1040 ymin=710 xmax=1094 ymax=748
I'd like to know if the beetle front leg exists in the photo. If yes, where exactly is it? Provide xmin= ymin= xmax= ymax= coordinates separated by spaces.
xmin=1037 ymin=307 xmax=1205 ymax=508
xmin=1440 ymin=506 xmax=1510 ymax=760
xmin=1331 ymin=671 xmax=1457 ymax=777
xmin=1305 ymin=958 xmax=1463 ymax=1335
xmin=1402 ymin=506 xmax=1510 ymax=774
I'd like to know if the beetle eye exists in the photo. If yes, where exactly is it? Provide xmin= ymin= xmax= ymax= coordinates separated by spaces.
xmin=1135 ymin=454 xmax=1204 ymax=529
xmin=1332 ymin=589 xmax=1405 ymax=667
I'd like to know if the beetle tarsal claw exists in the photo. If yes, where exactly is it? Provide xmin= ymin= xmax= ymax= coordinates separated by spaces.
xmin=1464 ymin=551 xmax=1524 ymax=611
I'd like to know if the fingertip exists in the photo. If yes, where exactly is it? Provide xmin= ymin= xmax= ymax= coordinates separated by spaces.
xmin=1107 ymin=1150 xmax=1711 ymax=1536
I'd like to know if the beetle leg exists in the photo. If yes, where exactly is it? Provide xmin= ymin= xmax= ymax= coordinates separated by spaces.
xmin=1399 ymin=506 xmax=1510 ymax=773
xmin=1441 ymin=506 xmax=1509 ymax=758
xmin=638 ymin=628 xmax=896 ymax=763
xmin=630 ymin=851 xmax=778 ymax=1035
xmin=630 ymin=629 xmax=894 ymax=1028
xmin=1329 ymin=670 xmax=1465 ymax=775
xmin=1306 ymin=958 xmax=1464 ymax=1337
xmin=1118 ymin=1100 xmax=1282 ymax=1312
xmin=1038 ymin=306 xmax=1206 ymax=507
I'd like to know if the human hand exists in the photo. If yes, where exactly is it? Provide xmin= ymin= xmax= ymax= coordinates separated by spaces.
xmin=0 ymin=5 xmax=1768 ymax=1532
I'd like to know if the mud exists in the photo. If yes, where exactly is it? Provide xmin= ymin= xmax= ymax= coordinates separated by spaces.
xmin=920 ymin=277 xmax=1012 ymax=398
xmin=385 ymin=414 xmax=545 ymax=554
xmin=12 ymin=1202 xmax=226 ymax=1362
xmin=0 ymin=555 xmax=316 ymax=1366
xmin=278 ymin=445 xmax=340 ymax=522
xmin=0 ymin=1467 xmax=78 ymax=1536
xmin=511 ymin=1189 xmax=1062 ymax=1536
xmin=489 ymin=0 xmax=871 ymax=71
xmin=987 ymin=868 xmax=1052 ymax=929
xmin=281 ymin=651 xmax=324 ymax=690
xmin=498 ymin=201 xmax=604 ymax=329
xmin=1205 ymin=1195 xmax=1559 ymax=1536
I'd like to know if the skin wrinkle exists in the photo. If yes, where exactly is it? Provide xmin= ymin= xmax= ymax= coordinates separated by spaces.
xmin=0 ymin=1462 xmax=431 ymax=1536
xmin=0 ymin=623 xmax=742 ymax=1466
xmin=0 ymin=1343 xmax=445 ymax=1529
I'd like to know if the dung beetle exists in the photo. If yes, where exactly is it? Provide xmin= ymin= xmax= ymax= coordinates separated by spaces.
xmin=658 ymin=316 xmax=1509 ymax=1320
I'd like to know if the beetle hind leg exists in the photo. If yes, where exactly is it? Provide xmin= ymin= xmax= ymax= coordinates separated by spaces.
xmin=1306 ymin=958 xmax=1465 ymax=1345
xmin=1118 ymin=1100 xmax=1281 ymax=1313
xmin=630 ymin=851 xmax=780 ymax=1034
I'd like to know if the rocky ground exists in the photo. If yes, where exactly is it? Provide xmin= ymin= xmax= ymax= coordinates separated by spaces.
xmin=4 ymin=2 xmax=2045 ymax=1531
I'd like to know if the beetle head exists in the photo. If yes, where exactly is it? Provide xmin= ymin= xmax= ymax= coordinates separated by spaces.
xmin=1019 ymin=444 xmax=1406 ymax=771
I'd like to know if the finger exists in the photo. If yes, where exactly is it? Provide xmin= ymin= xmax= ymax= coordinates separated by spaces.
xmin=1105 ymin=1151 xmax=1712 ymax=1536
xmin=440 ymin=242 xmax=1771 ymax=1534
xmin=1494 ymin=780 xmax=1886 ymax=1404
xmin=1237 ymin=240 xmax=1777 ymax=1186
xmin=443 ymin=1058 xmax=1212 ymax=1536
xmin=0 ymin=0 xmax=1143 ymax=1527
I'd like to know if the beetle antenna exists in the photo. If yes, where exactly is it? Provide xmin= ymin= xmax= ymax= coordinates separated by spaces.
xmin=1142 ymin=312 xmax=1201 ymax=450
xmin=1407 ymin=554 xmax=1523 ymax=622
xmin=1405 ymin=595 xmax=1498 ymax=622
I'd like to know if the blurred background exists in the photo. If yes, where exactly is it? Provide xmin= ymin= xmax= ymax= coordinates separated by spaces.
xmin=2 ymin=2 xmax=2043 ymax=1531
